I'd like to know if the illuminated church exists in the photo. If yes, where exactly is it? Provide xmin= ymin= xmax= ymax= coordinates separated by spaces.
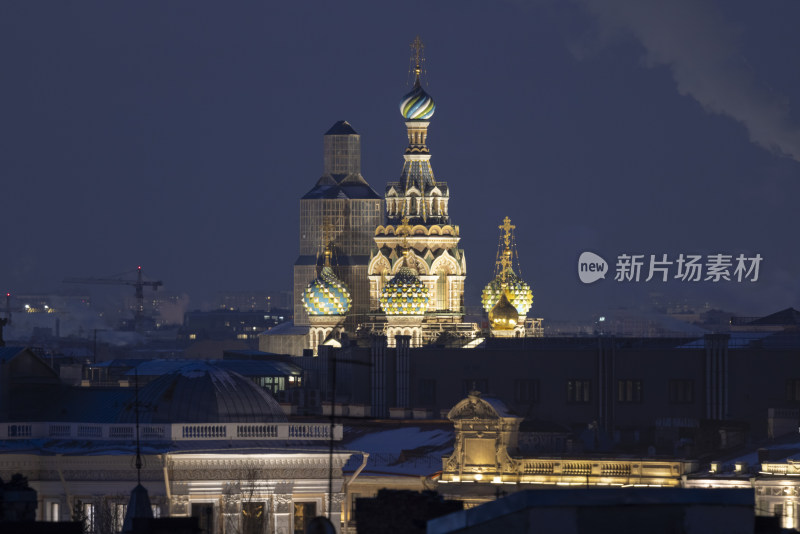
xmin=262 ymin=38 xmax=542 ymax=356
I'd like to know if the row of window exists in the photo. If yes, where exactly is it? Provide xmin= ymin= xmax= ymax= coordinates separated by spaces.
xmin=50 ymin=501 xmax=313 ymax=534
xmin=53 ymin=502 xmax=162 ymax=530
xmin=418 ymin=379 xmax=696 ymax=405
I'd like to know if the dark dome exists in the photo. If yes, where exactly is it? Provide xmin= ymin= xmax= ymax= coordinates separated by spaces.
xmin=119 ymin=362 xmax=287 ymax=424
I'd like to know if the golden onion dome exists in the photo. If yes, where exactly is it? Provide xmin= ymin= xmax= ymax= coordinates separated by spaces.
xmin=489 ymin=291 xmax=519 ymax=331
xmin=481 ymin=270 xmax=533 ymax=316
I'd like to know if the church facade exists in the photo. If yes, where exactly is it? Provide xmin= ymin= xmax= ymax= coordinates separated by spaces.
xmin=262 ymin=38 xmax=543 ymax=356
xmin=363 ymin=40 xmax=471 ymax=348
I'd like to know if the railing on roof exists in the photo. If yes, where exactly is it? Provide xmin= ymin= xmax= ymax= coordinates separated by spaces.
xmin=0 ymin=422 xmax=342 ymax=442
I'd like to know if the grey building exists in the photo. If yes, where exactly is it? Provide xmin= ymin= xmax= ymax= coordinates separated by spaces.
xmin=293 ymin=121 xmax=382 ymax=331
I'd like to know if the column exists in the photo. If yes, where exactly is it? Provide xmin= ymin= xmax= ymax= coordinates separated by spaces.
xmin=371 ymin=336 xmax=387 ymax=418
xmin=705 ymin=334 xmax=730 ymax=420
xmin=272 ymin=494 xmax=292 ymax=534
xmin=222 ymin=484 xmax=242 ymax=534
xmin=396 ymin=335 xmax=410 ymax=408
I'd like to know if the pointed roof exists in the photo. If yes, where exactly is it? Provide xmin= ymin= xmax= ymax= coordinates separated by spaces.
xmin=325 ymin=120 xmax=358 ymax=136
xmin=0 ymin=346 xmax=28 ymax=362
xmin=122 ymin=484 xmax=154 ymax=533
xmin=302 ymin=179 xmax=381 ymax=200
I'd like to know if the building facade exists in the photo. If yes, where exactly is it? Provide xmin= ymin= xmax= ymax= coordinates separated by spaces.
xmin=363 ymin=39 xmax=476 ymax=348
xmin=0 ymin=351 xmax=354 ymax=533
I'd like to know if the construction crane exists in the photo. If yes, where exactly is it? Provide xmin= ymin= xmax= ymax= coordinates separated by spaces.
xmin=64 ymin=266 xmax=163 ymax=328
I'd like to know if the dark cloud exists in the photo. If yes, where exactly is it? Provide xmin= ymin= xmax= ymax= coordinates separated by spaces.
xmin=572 ymin=0 xmax=800 ymax=161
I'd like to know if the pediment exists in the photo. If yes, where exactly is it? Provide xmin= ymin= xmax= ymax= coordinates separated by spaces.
xmin=448 ymin=392 xmax=501 ymax=421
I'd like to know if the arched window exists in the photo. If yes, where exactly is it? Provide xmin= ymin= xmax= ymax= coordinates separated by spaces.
xmin=437 ymin=272 xmax=448 ymax=311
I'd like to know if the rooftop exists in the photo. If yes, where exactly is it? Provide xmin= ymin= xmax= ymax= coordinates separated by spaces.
xmin=324 ymin=120 xmax=358 ymax=136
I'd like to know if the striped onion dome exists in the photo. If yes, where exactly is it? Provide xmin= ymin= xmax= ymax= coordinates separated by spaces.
xmin=302 ymin=266 xmax=352 ymax=316
xmin=400 ymin=81 xmax=435 ymax=120
xmin=380 ymin=266 xmax=429 ymax=315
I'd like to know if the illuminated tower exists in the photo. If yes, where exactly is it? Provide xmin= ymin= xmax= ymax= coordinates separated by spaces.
xmin=482 ymin=217 xmax=537 ymax=338
xmin=368 ymin=38 xmax=469 ymax=344
xmin=294 ymin=121 xmax=382 ymax=329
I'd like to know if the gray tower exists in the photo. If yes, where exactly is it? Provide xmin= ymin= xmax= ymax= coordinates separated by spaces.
xmin=294 ymin=121 xmax=383 ymax=329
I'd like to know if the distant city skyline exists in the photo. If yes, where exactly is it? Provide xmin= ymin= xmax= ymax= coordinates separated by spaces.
xmin=2 ymin=0 xmax=799 ymax=322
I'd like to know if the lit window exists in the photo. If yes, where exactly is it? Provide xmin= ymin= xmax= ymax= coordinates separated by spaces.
xmin=114 ymin=504 xmax=126 ymax=531
xmin=83 ymin=503 xmax=95 ymax=533
xmin=46 ymin=501 xmax=60 ymax=522
xmin=293 ymin=502 xmax=317 ymax=534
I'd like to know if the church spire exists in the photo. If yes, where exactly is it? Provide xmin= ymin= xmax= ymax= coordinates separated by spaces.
xmin=400 ymin=36 xmax=435 ymax=122
xmin=482 ymin=217 xmax=533 ymax=320
xmin=498 ymin=217 xmax=515 ymax=284
xmin=391 ymin=37 xmax=443 ymax=224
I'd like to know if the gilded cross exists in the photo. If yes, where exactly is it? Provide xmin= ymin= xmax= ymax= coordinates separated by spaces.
xmin=497 ymin=217 xmax=515 ymax=283
xmin=499 ymin=216 xmax=515 ymax=248
xmin=399 ymin=216 xmax=413 ymax=252
xmin=410 ymin=36 xmax=425 ymax=77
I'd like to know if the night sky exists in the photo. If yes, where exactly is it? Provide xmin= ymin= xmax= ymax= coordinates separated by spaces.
xmin=2 ymin=1 xmax=799 ymax=322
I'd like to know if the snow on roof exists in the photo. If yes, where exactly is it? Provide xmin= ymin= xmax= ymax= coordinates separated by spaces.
xmin=344 ymin=425 xmax=452 ymax=453
xmin=342 ymin=422 xmax=454 ymax=477
xmin=481 ymin=396 xmax=518 ymax=418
